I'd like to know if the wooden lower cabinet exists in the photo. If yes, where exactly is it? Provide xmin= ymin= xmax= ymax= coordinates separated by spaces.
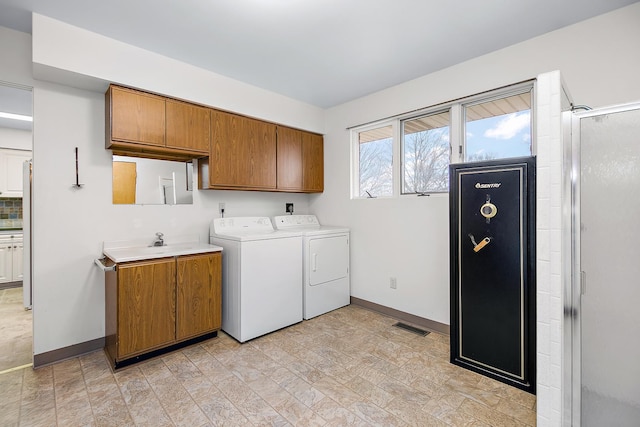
xmin=105 ymin=252 xmax=221 ymax=368
xmin=117 ymin=258 xmax=176 ymax=359
xmin=176 ymin=253 xmax=222 ymax=340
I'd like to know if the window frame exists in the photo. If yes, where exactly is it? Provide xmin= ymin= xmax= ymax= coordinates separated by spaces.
xmin=400 ymin=107 xmax=452 ymax=195
xmin=350 ymin=80 xmax=535 ymax=200
xmin=350 ymin=120 xmax=397 ymax=199
xmin=461 ymin=84 xmax=535 ymax=162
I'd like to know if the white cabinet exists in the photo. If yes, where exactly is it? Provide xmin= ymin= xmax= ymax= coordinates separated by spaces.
xmin=0 ymin=149 xmax=31 ymax=198
xmin=0 ymin=234 xmax=23 ymax=283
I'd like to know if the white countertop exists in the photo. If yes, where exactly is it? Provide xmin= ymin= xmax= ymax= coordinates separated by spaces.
xmin=102 ymin=235 xmax=222 ymax=263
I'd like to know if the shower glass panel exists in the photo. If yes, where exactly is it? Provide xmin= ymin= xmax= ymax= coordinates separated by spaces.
xmin=579 ymin=106 xmax=640 ymax=426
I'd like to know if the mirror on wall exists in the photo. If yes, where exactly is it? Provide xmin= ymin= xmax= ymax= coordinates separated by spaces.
xmin=112 ymin=155 xmax=194 ymax=205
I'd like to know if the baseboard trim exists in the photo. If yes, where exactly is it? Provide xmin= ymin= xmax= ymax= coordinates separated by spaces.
xmin=32 ymin=302 xmax=448 ymax=368
xmin=0 ymin=281 xmax=22 ymax=290
xmin=350 ymin=297 xmax=450 ymax=335
xmin=33 ymin=337 xmax=105 ymax=369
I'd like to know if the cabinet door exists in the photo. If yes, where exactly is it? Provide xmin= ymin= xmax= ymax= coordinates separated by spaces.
xmin=117 ymin=258 xmax=176 ymax=359
xmin=166 ymin=100 xmax=210 ymax=153
xmin=0 ymin=150 xmax=30 ymax=198
xmin=210 ymin=110 xmax=243 ymax=187
xmin=276 ymin=126 xmax=303 ymax=190
xmin=0 ymin=243 xmax=12 ymax=283
xmin=246 ymin=117 xmax=277 ymax=189
xmin=176 ymin=253 xmax=221 ymax=340
xmin=11 ymin=241 xmax=23 ymax=281
xmin=302 ymin=132 xmax=324 ymax=192
xmin=110 ymin=86 xmax=165 ymax=147
xmin=210 ymin=111 xmax=276 ymax=189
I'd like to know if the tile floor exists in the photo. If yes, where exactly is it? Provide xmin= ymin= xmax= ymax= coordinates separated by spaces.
xmin=0 ymin=286 xmax=33 ymax=372
xmin=0 ymin=305 xmax=536 ymax=426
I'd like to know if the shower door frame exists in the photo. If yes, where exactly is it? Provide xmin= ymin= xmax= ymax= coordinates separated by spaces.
xmin=566 ymin=101 xmax=640 ymax=426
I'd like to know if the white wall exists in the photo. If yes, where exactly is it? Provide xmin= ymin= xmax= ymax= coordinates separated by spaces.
xmin=535 ymin=71 xmax=566 ymax=427
xmin=316 ymin=4 xmax=640 ymax=426
xmin=0 ymin=127 xmax=32 ymax=151
xmin=31 ymin=14 xmax=325 ymax=134
xmin=0 ymin=25 xmax=320 ymax=356
xmin=317 ymin=2 xmax=640 ymax=324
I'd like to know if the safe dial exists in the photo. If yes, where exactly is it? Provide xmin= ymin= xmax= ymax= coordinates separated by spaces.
xmin=480 ymin=202 xmax=497 ymax=219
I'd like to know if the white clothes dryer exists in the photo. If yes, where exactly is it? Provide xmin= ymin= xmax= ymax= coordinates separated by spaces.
xmin=210 ymin=217 xmax=303 ymax=342
xmin=273 ymin=215 xmax=350 ymax=320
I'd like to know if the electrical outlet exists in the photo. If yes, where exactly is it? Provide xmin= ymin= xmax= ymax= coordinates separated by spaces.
xmin=219 ymin=202 xmax=225 ymax=214
xmin=286 ymin=203 xmax=294 ymax=214
xmin=390 ymin=277 xmax=397 ymax=289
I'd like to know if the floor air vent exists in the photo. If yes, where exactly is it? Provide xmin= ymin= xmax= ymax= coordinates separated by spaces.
xmin=393 ymin=322 xmax=430 ymax=336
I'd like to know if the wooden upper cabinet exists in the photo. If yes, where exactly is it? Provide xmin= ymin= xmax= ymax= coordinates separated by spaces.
xmin=108 ymin=86 xmax=165 ymax=147
xmin=245 ymin=117 xmax=277 ymax=189
xmin=210 ymin=110 xmax=242 ymax=187
xmin=166 ymin=99 xmax=210 ymax=153
xmin=208 ymin=110 xmax=277 ymax=190
xmin=106 ymin=84 xmax=322 ymax=191
xmin=276 ymin=126 xmax=324 ymax=193
xmin=302 ymin=131 xmax=324 ymax=192
xmin=106 ymin=85 xmax=209 ymax=160
xmin=277 ymin=127 xmax=303 ymax=190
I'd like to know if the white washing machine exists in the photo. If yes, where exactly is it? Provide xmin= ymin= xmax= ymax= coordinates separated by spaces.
xmin=210 ymin=217 xmax=303 ymax=342
xmin=273 ymin=215 xmax=350 ymax=320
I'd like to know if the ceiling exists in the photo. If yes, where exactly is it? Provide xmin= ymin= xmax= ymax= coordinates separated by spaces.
xmin=0 ymin=0 xmax=637 ymax=109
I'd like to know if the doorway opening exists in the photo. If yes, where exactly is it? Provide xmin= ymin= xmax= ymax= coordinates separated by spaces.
xmin=0 ymin=81 xmax=33 ymax=373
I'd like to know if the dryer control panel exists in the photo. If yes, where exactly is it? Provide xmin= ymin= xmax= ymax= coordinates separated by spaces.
xmin=274 ymin=215 xmax=320 ymax=229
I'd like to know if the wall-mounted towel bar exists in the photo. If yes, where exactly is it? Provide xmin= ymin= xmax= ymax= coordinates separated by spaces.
xmin=94 ymin=257 xmax=116 ymax=272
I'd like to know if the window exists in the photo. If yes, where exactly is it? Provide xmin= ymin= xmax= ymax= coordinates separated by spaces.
xmin=464 ymin=91 xmax=532 ymax=161
xmin=354 ymin=124 xmax=393 ymax=198
xmin=401 ymin=110 xmax=450 ymax=194
xmin=351 ymin=82 xmax=534 ymax=198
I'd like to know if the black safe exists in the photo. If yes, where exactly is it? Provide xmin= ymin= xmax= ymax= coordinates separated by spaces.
xmin=449 ymin=156 xmax=536 ymax=394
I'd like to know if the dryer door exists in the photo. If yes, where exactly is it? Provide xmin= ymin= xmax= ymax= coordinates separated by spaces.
xmin=308 ymin=235 xmax=348 ymax=286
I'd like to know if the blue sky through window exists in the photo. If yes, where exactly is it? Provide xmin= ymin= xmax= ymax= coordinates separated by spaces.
xmin=465 ymin=111 xmax=531 ymax=161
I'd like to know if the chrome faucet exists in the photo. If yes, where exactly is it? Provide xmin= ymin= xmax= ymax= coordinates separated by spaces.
xmin=152 ymin=232 xmax=165 ymax=247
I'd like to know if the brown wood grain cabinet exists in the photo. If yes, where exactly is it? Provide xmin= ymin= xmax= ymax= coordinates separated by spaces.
xmin=276 ymin=126 xmax=324 ymax=192
xmin=276 ymin=126 xmax=304 ymax=190
xmin=176 ymin=253 xmax=221 ymax=341
xmin=106 ymin=85 xmax=210 ymax=161
xmin=108 ymin=86 xmax=166 ymax=148
xmin=105 ymin=252 xmax=221 ymax=368
xmin=301 ymin=130 xmax=324 ymax=192
xmin=116 ymin=258 xmax=176 ymax=359
xmin=166 ymin=99 xmax=211 ymax=153
xmin=105 ymin=84 xmax=324 ymax=191
xmin=202 ymin=110 xmax=277 ymax=190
